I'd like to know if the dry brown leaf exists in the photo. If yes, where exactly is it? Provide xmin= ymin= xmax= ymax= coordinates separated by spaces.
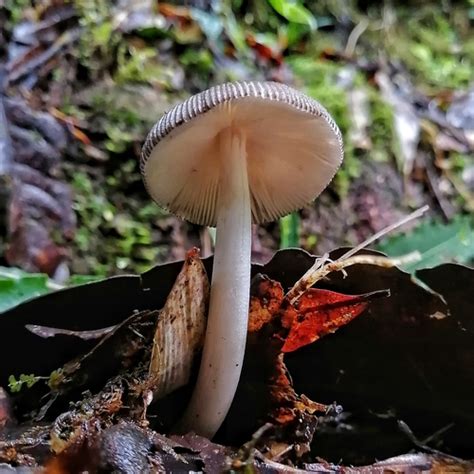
xmin=148 ymin=248 xmax=209 ymax=399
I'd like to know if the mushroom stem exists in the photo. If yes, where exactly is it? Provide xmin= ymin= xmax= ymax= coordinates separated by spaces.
xmin=177 ymin=127 xmax=251 ymax=438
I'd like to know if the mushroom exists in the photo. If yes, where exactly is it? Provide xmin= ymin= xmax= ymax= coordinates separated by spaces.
xmin=140 ymin=81 xmax=343 ymax=438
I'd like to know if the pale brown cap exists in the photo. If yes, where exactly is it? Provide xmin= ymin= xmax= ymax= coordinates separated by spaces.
xmin=140 ymin=81 xmax=343 ymax=226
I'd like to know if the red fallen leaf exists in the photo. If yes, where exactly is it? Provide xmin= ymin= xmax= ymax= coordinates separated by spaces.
xmin=246 ymin=34 xmax=284 ymax=66
xmin=281 ymin=289 xmax=389 ymax=353
xmin=248 ymin=275 xmax=389 ymax=353
xmin=240 ymin=276 xmax=388 ymax=440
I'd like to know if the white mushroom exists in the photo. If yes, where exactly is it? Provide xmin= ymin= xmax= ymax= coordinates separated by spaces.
xmin=140 ymin=81 xmax=344 ymax=438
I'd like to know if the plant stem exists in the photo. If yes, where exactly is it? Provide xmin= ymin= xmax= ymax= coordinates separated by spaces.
xmin=176 ymin=128 xmax=251 ymax=438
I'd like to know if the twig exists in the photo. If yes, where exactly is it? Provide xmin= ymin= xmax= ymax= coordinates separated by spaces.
xmin=423 ymin=156 xmax=454 ymax=220
xmin=345 ymin=18 xmax=369 ymax=57
xmin=0 ymin=94 xmax=13 ymax=176
xmin=286 ymin=205 xmax=429 ymax=304
xmin=338 ymin=205 xmax=429 ymax=262
xmin=6 ymin=29 xmax=81 ymax=84
xmin=398 ymin=420 xmax=459 ymax=460
xmin=0 ymin=92 xmax=13 ymax=228
xmin=287 ymin=253 xmax=419 ymax=305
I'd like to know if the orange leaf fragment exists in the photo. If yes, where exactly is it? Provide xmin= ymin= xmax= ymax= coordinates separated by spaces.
xmin=269 ymin=354 xmax=327 ymax=425
xmin=281 ymin=289 xmax=370 ymax=353
xmin=248 ymin=277 xmax=284 ymax=333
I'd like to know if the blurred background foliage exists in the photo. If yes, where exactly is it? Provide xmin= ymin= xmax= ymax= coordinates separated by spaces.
xmin=0 ymin=0 xmax=473 ymax=297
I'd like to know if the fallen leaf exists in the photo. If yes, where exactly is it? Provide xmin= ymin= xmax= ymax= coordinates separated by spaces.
xmin=148 ymin=248 xmax=209 ymax=399
xmin=248 ymin=276 xmax=284 ymax=333
xmin=1 ymin=249 xmax=473 ymax=467
xmin=281 ymin=289 xmax=388 ymax=353
xmin=25 ymin=324 xmax=116 ymax=340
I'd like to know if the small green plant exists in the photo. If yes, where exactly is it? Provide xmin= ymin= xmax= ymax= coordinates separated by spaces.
xmin=280 ymin=212 xmax=300 ymax=248
xmin=115 ymin=45 xmax=163 ymax=86
xmin=8 ymin=369 xmax=65 ymax=393
xmin=8 ymin=374 xmax=41 ymax=392
xmin=368 ymin=88 xmax=395 ymax=162
xmin=47 ymin=369 xmax=65 ymax=391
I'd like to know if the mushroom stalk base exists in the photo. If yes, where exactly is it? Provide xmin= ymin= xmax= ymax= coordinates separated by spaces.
xmin=176 ymin=128 xmax=251 ymax=438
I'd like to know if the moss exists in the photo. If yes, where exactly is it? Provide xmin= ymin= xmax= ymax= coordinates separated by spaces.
xmin=71 ymin=89 xmax=154 ymax=154
xmin=382 ymin=6 xmax=473 ymax=90
xmin=75 ymin=0 xmax=121 ymax=70
xmin=69 ymin=170 xmax=166 ymax=275
xmin=287 ymin=54 xmax=349 ymax=134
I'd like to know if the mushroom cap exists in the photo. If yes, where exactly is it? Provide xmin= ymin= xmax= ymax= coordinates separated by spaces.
xmin=140 ymin=81 xmax=343 ymax=226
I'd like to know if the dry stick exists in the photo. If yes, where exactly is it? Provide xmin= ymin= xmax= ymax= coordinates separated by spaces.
xmin=286 ymin=205 xmax=429 ymax=304
xmin=0 ymin=94 xmax=13 ymax=220
xmin=0 ymin=95 xmax=13 ymax=176
xmin=344 ymin=18 xmax=369 ymax=57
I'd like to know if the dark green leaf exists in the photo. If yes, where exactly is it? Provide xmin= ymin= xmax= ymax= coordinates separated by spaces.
xmin=377 ymin=217 xmax=474 ymax=272
xmin=0 ymin=267 xmax=50 ymax=313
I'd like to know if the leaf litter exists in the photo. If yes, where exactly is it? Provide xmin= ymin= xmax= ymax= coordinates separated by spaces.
xmin=0 ymin=245 xmax=473 ymax=471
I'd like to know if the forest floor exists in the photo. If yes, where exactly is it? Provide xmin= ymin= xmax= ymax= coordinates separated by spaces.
xmin=1 ymin=3 xmax=474 ymax=470
xmin=0 ymin=0 xmax=473 ymax=280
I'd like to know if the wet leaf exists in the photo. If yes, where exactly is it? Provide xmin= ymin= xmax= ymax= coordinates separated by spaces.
xmin=282 ymin=249 xmax=474 ymax=462
xmin=222 ymin=272 xmax=384 ymax=449
xmin=248 ymin=276 xmax=284 ymax=333
xmin=3 ymin=98 xmax=74 ymax=277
